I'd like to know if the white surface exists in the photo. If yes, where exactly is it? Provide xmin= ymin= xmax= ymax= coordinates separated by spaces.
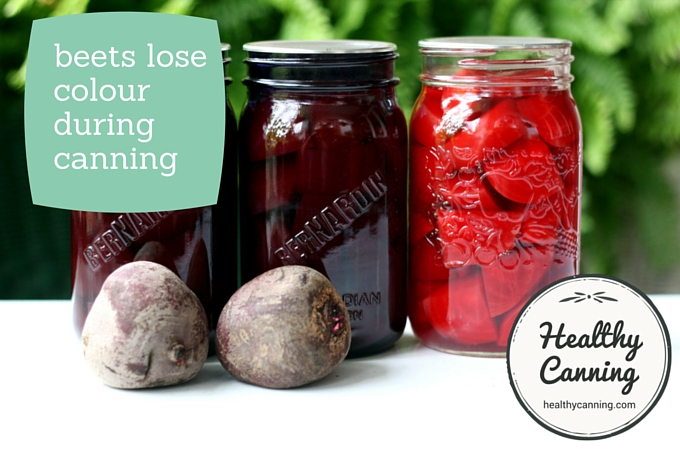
xmin=0 ymin=297 xmax=677 ymax=450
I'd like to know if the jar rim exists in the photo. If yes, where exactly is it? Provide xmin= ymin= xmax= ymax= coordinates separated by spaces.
xmin=244 ymin=40 xmax=397 ymax=55
xmin=419 ymin=36 xmax=571 ymax=52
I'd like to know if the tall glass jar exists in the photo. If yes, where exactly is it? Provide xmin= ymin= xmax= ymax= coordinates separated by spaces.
xmin=71 ymin=44 xmax=237 ymax=336
xmin=239 ymin=40 xmax=408 ymax=357
xmin=408 ymin=37 xmax=582 ymax=356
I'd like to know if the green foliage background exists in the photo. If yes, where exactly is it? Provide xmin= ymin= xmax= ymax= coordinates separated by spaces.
xmin=2 ymin=0 xmax=680 ymax=297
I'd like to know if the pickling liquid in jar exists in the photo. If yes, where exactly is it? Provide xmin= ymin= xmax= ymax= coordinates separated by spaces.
xmin=238 ymin=40 xmax=408 ymax=358
xmin=408 ymin=37 xmax=582 ymax=356
xmin=71 ymin=44 xmax=238 ymax=336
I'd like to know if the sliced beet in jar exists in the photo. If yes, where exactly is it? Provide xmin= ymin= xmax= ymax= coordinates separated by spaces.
xmin=408 ymin=37 xmax=582 ymax=356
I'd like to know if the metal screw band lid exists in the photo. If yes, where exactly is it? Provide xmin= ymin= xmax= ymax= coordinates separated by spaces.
xmin=243 ymin=40 xmax=399 ymax=90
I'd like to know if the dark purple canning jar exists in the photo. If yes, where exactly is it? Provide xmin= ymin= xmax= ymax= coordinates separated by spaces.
xmin=71 ymin=44 xmax=238 ymax=335
xmin=238 ymin=40 xmax=409 ymax=357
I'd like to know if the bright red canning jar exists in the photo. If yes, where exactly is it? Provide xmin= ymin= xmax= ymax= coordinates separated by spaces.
xmin=408 ymin=37 xmax=582 ymax=356
xmin=71 ymin=44 xmax=238 ymax=336
xmin=239 ymin=40 xmax=408 ymax=357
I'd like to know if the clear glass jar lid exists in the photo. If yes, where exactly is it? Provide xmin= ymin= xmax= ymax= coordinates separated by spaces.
xmin=418 ymin=36 xmax=574 ymax=88
xmin=419 ymin=36 xmax=571 ymax=52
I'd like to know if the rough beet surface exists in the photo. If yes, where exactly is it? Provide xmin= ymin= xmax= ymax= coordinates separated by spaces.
xmin=216 ymin=266 xmax=351 ymax=389
xmin=81 ymin=261 xmax=209 ymax=389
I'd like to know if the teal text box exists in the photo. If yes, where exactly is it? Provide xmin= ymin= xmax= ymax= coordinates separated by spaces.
xmin=25 ymin=12 xmax=226 ymax=212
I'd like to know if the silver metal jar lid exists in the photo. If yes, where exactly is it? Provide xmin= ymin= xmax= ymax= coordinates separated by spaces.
xmin=244 ymin=40 xmax=397 ymax=55
xmin=242 ymin=40 xmax=399 ymax=89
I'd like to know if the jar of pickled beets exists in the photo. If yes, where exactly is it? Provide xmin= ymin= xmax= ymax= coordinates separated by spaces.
xmin=239 ymin=40 xmax=408 ymax=357
xmin=71 ymin=44 xmax=238 ymax=336
xmin=408 ymin=37 xmax=582 ymax=356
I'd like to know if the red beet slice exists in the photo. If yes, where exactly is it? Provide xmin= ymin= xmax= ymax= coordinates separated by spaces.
xmin=440 ymin=127 xmax=483 ymax=169
xmin=496 ymin=299 xmax=526 ymax=347
xmin=519 ymin=196 xmax=560 ymax=246
xmin=435 ymin=168 xmax=524 ymax=212
xmin=425 ymin=265 xmax=498 ymax=345
xmin=437 ymin=92 xmax=488 ymax=147
xmin=484 ymin=136 xmax=563 ymax=205
xmin=409 ymin=143 xmax=453 ymax=214
xmin=475 ymin=98 xmax=527 ymax=152
xmin=409 ymin=211 xmax=435 ymax=244
xmin=481 ymin=243 xmax=554 ymax=317
xmin=436 ymin=208 xmax=521 ymax=267
xmin=516 ymin=91 xmax=580 ymax=148
xmin=410 ymin=86 xmax=443 ymax=148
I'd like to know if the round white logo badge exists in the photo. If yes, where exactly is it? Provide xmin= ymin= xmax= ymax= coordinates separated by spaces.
xmin=507 ymin=275 xmax=671 ymax=440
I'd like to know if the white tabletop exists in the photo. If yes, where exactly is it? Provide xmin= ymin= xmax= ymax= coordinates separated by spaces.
xmin=1 ymin=296 xmax=677 ymax=450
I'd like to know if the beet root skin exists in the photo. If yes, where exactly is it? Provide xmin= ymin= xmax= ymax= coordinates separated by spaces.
xmin=81 ymin=261 xmax=209 ymax=389
xmin=216 ymin=266 xmax=351 ymax=389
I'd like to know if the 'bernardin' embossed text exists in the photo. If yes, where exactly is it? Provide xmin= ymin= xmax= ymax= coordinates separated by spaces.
xmin=275 ymin=169 xmax=388 ymax=264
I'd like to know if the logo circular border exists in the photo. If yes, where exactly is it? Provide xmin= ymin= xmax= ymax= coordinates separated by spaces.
xmin=506 ymin=274 xmax=672 ymax=440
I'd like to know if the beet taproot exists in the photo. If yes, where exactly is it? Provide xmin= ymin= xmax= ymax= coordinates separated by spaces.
xmin=81 ymin=261 xmax=209 ymax=389
xmin=216 ymin=266 xmax=350 ymax=389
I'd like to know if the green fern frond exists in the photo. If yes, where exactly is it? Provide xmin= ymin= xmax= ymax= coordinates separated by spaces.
xmin=603 ymin=0 xmax=644 ymax=27
xmin=157 ymin=0 xmax=195 ymax=15
xmin=4 ymin=0 xmax=91 ymax=90
xmin=7 ymin=61 xmax=25 ymax=90
xmin=332 ymin=0 xmax=369 ymax=39
xmin=194 ymin=0 xmax=274 ymax=41
xmin=360 ymin=0 xmax=406 ymax=42
xmin=637 ymin=68 xmax=680 ymax=145
xmin=507 ymin=4 xmax=545 ymax=37
xmin=3 ymin=0 xmax=89 ymax=17
xmin=544 ymin=0 xmax=631 ymax=55
xmin=632 ymin=156 xmax=680 ymax=269
xmin=572 ymin=53 xmax=636 ymax=132
xmin=640 ymin=0 xmax=680 ymax=17
xmin=391 ymin=0 xmax=435 ymax=117
xmin=51 ymin=0 xmax=89 ymax=16
xmin=579 ymin=179 xmax=594 ymax=234
xmin=637 ymin=10 xmax=680 ymax=64
xmin=264 ymin=0 xmax=333 ymax=39
xmin=489 ymin=0 xmax=523 ymax=35
xmin=2 ymin=0 xmax=32 ymax=17
xmin=579 ymin=172 xmax=622 ymax=274
xmin=574 ymin=81 xmax=616 ymax=175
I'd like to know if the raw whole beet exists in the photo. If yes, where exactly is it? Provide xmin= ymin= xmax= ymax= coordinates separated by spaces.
xmin=216 ymin=266 xmax=350 ymax=388
xmin=81 ymin=261 xmax=209 ymax=389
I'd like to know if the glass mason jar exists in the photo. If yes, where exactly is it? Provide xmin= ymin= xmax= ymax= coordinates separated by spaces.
xmin=408 ymin=37 xmax=582 ymax=356
xmin=71 ymin=44 xmax=238 ymax=336
xmin=238 ymin=40 xmax=408 ymax=357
